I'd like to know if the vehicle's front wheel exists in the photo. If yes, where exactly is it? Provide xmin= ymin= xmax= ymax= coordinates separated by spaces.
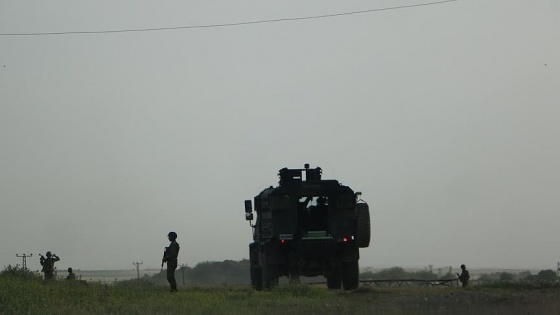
xmin=262 ymin=263 xmax=279 ymax=289
xmin=261 ymin=250 xmax=279 ymax=289
xmin=250 ymin=244 xmax=262 ymax=290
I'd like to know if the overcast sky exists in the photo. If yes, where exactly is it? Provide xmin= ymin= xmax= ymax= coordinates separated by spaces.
xmin=1 ymin=0 xmax=559 ymax=274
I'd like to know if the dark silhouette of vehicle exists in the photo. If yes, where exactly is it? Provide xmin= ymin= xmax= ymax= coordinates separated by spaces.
xmin=244 ymin=164 xmax=371 ymax=290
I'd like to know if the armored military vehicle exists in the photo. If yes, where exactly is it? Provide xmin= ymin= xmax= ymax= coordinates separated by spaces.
xmin=244 ymin=164 xmax=371 ymax=290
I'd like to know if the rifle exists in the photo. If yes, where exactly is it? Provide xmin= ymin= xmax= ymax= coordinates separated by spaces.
xmin=161 ymin=247 xmax=168 ymax=271
xmin=39 ymin=254 xmax=45 ymax=271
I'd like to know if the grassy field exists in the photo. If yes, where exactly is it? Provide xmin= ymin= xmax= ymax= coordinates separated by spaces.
xmin=67 ymin=269 xmax=162 ymax=283
xmin=2 ymin=273 xmax=560 ymax=314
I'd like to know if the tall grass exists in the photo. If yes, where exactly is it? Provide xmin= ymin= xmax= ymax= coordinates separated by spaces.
xmin=2 ymin=266 xmax=560 ymax=315
xmin=0 ymin=271 xmax=345 ymax=315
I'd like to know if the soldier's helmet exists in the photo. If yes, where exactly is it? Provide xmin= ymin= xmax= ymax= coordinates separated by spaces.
xmin=167 ymin=231 xmax=177 ymax=239
xmin=46 ymin=251 xmax=52 ymax=257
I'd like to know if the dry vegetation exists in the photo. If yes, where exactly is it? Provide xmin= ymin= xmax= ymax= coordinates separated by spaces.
xmin=2 ymin=265 xmax=560 ymax=315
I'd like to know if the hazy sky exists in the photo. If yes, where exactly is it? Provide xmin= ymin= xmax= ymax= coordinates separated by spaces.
xmin=1 ymin=0 xmax=559 ymax=273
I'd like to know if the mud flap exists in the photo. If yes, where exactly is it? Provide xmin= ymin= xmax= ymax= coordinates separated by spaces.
xmin=340 ymin=243 xmax=359 ymax=263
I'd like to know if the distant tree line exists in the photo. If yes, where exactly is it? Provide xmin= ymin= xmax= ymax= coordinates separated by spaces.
xmin=140 ymin=260 xmax=252 ymax=286
xmin=115 ymin=261 xmax=559 ymax=286
xmin=360 ymin=266 xmax=453 ymax=280
xmin=478 ymin=269 xmax=558 ymax=284
xmin=4 ymin=262 xmax=557 ymax=287
xmin=137 ymin=263 xmax=452 ymax=286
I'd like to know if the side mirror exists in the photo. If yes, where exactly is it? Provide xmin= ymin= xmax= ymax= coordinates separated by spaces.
xmin=244 ymin=200 xmax=253 ymax=221
xmin=245 ymin=200 xmax=252 ymax=213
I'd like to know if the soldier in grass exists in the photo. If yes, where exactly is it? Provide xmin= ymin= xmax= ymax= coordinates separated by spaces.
xmin=39 ymin=251 xmax=60 ymax=280
xmin=162 ymin=231 xmax=180 ymax=292
xmin=66 ymin=267 xmax=76 ymax=280
xmin=457 ymin=264 xmax=470 ymax=288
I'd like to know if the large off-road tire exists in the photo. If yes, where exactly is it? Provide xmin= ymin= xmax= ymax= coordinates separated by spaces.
xmin=356 ymin=202 xmax=371 ymax=248
xmin=251 ymin=266 xmax=263 ymax=290
xmin=327 ymin=266 xmax=342 ymax=289
xmin=260 ymin=249 xmax=279 ymax=289
xmin=262 ymin=262 xmax=279 ymax=289
xmin=249 ymin=243 xmax=263 ymax=290
xmin=327 ymin=275 xmax=342 ymax=289
xmin=342 ymin=262 xmax=359 ymax=290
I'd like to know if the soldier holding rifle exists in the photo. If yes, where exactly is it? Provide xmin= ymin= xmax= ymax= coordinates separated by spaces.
xmin=162 ymin=231 xmax=180 ymax=292
xmin=39 ymin=251 xmax=60 ymax=280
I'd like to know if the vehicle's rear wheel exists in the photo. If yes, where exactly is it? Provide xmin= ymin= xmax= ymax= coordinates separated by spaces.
xmin=342 ymin=262 xmax=359 ymax=290
xmin=327 ymin=275 xmax=342 ymax=289
xmin=327 ymin=266 xmax=342 ymax=289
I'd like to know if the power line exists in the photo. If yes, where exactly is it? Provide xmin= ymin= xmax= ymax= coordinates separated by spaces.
xmin=16 ymin=253 xmax=33 ymax=269
xmin=0 ymin=0 xmax=459 ymax=36
xmin=132 ymin=261 xmax=143 ymax=280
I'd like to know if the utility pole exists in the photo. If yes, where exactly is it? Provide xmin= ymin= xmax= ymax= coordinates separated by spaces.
xmin=16 ymin=253 xmax=32 ymax=269
xmin=557 ymin=262 xmax=559 ymax=276
xmin=181 ymin=264 xmax=186 ymax=285
xmin=132 ymin=262 xmax=143 ymax=280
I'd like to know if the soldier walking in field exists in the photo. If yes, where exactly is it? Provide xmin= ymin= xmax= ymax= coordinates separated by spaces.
xmin=162 ymin=231 xmax=180 ymax=292
xmin=457 ymin=264 xmax=470 ymax=288
xmin=39 ymin=251 xmax=60 ymax=280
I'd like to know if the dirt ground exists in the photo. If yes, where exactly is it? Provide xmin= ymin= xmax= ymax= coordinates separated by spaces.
xmin=356 ymin=287 xmax=560 ymax=314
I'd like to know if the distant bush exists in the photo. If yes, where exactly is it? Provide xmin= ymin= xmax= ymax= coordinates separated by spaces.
xmin=189 ymin=259 xmax=250 ymax=285
xmin=499 ymin=272 xmax=515 ymax=281
xmin=142 ymin=260 xmax=250 ymax=286
xmin=536 ymin=269 xmax=558 ymax=282
xmin=367 ymin=267 xmax=407 ymax=279
xmin=115 ymin=278 xmax=158 ymax=289
xmin=360 ymin=267 xmax=439 ymax=280
xmin=0 ymin=265 xmax=43 ymax=281
xmin=478 ymin=269 xmax=559 ymax=287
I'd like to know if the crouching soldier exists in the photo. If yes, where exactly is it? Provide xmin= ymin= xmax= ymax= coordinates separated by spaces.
xmin=66 ymin=267 xmax=76 ymax=280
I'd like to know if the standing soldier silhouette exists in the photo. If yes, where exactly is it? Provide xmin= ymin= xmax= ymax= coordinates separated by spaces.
xmin=162 ymin=231 xmax=180 ymax=292
xmin=39 ymin=251 xmax=60 ymax=280
xmin=457 ymin=264 xmax=470 ymax=288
